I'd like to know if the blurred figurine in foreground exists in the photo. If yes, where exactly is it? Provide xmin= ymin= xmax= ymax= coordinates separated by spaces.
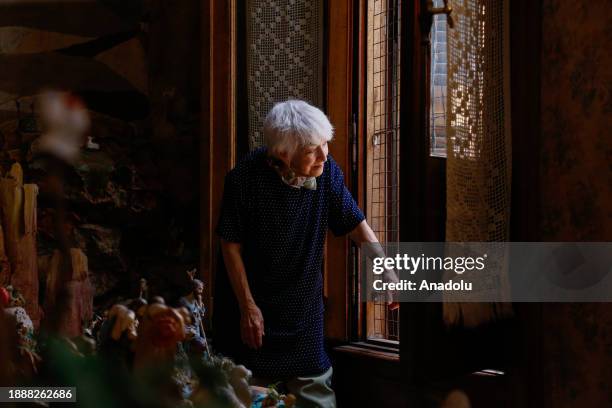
xmin=1 ymin=285 xmax=40 ymax=378
xmin=31 ymin=90 xmax=90 ymax=163
xmin=29 ymin=90 xmax=93 ymax=336
xmin=179 ymin=269 xmax=210 ymax=361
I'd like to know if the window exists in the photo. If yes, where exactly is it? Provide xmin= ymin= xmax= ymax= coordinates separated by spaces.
xmin=430 ymin=0 xmax=448 ymax=157
xmin=365 ymin=0 xmax=401 ymax=343
xmin=363 ymin=0 xmax=449 ymax=343
xmin=354 ymin=0 xmax=511 ymax=380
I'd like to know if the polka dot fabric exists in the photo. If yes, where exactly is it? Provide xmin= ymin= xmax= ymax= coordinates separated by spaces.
xmin=214 ymin=147 xmax=364 ymax=378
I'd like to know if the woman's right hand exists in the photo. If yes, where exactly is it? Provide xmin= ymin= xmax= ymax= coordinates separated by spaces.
xmin=240 ymin=302 xmax=264 ymax=349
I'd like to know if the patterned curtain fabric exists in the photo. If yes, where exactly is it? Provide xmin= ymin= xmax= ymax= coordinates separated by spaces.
xmin=444 ymin=0 xmax=513 ymax=326
xmin=246 ymin=0 xmax=324 ymax=149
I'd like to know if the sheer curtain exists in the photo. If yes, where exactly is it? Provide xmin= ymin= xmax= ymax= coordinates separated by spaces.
xmin=444 ymin=0 xmax=513 ymax=326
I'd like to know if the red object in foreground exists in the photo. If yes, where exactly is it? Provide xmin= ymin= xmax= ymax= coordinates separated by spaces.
xmin=0 ymin=287 xmax=9 ymax=308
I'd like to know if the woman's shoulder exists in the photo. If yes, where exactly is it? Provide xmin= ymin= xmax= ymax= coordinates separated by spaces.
xmin=243 ymin=146 xmax=268 ymax=163
xmin=226 ymin=146 xmax=268 ymax=181
xmin=323 ymin=154 xmax=343 ymax=179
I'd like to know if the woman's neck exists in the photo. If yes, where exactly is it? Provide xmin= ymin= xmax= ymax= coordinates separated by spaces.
xmin=267 ymin=154 xmax=316 ymax=189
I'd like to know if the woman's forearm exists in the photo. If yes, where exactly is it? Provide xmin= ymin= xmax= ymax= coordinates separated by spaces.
xmin=220 ymin=239 xmax=265 ymax=349
xmin=220 ymin=240 xmax=256 ymax=311
xmin=349 ymin=220 xmax=388 ymax=259
xmin=349 ymin=220 xmax=379 ymax=244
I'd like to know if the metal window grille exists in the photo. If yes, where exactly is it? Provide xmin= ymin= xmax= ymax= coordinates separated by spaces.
xmin=430 ymin=0 xmax=448 ymax=157
xmin=366 ymin=0 xmax=401 ymax=342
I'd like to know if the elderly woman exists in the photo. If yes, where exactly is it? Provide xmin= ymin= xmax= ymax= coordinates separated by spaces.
xmin=214 ymin=100 xmax=381 ymax=408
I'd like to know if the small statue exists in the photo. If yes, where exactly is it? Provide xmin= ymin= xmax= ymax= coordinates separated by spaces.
xmin=138 ymin=278 xmax=148 ymax=300
xmin=151 ymin=296 xmax=166 ymax=305
xmin=0 ymin=286 xmax=9 ymax=308
xmin=190 ymin=356 xmax=253 ymax=408
xmin=251 ymin=384 xmax=296 ymax=408
xmin=108 ymin=304 xmax=138 ymax=342
xmin=32 ymin=90 xmax=90 ymax=163
xmin=222 ymin=358 xmax=253 ymax=408
xmin=1 ymin=286 xmax=41 ymax=377
xmin=178 ymin=269 xmax=210 ymax=359
xmin=133 ymin=301 xmax=192 ymax=403
xmin=134 ymin=302 xmax=188 ymax=367
xmin=97 ymin=304 xmax=139 ymax=371
xmin=127 ymin=297 xmax=148 ymax=320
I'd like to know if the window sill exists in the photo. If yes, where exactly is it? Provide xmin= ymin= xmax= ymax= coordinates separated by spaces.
xmin=333 ymin=342 xmax=399 ymax=362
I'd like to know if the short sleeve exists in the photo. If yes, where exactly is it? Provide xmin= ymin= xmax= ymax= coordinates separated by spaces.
xmin=216 ymin=171 xmax=245 ymax=243
xmin=327 ymin=158 xmax=365 ymax=236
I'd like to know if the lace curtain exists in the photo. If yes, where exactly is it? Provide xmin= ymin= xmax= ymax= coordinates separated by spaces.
xmin=444 ymin=0 xmax=513 ymax=326
xmin=246 ymin=0 xmax=324 ymax=149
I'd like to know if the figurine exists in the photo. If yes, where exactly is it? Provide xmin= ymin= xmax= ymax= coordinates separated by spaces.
xmin=32 ymin=90 xmax=90 ymax=163
xmin=1 ymin=286 xmax=41 ymax=377
xmin=178 ymin=269 xmax=210 ymax=359
xmin=133 ymin=302 xmax=188 ymax=370
xmin=97 ymin=304 xmax=139 ymax=371
xmin=0 ymin=286 xmax=9 ymax=308
xmin=133 ymin=301 xmax=192 ymax=403
xmin=190 ymin=356 xmax=253 ymax=408
xmin=151 ymin=296 xmax=166 ymax=305
xmin=251 ymin=384 xmax=296 ymax=408
xmin=127 ymin=297 xmax=148 ymax=320
xmin=100 ymin=298 xmax=194 ymax=401
xmin=138 ymin=278 xmax=148 ymax=300
xmin=221 ymin=358 xmax=253 ymax=408
xmin=108 ymin=304 xmax=138 ymax=342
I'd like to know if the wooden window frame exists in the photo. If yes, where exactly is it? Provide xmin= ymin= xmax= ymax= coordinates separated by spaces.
xmin=325 ymin=0 xmax=401 ymax=352
xmin=324 ymin=0 xmax=358 ymax=342
xmin=329 ymin=0 xmax=448 ymax=361
xmin=326 ymin=0 xmax=406 ymax=350
xmin=201 ymin=0 xmax=237 ymax=324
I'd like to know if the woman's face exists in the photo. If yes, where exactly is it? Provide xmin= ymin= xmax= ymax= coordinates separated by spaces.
xmin=289 ymin=140 xmax=329 ymax=177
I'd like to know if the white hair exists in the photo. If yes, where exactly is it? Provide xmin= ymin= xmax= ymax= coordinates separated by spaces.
xmin=263 ymin=100 xmax=334 ymax=157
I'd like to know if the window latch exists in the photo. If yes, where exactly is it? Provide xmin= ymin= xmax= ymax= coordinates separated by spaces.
xmin=426 ymin=0 xmax=455 ymax=28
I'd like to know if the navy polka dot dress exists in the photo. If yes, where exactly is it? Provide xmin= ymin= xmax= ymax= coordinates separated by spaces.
xmin=213 ymin=147 xmax=364 ymax=378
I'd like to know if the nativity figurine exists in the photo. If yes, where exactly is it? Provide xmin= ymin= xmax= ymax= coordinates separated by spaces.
xmin=178 ymin=269 xmax=210 ymax=360
xmin=1 ymin=285 xmax=41 ymax=378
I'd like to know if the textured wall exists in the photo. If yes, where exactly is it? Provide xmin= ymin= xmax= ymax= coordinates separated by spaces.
xmin=539 ymin=0 xmax=612 ymax=406
xmin=540 ymin=0 xmax=612 ymax=241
